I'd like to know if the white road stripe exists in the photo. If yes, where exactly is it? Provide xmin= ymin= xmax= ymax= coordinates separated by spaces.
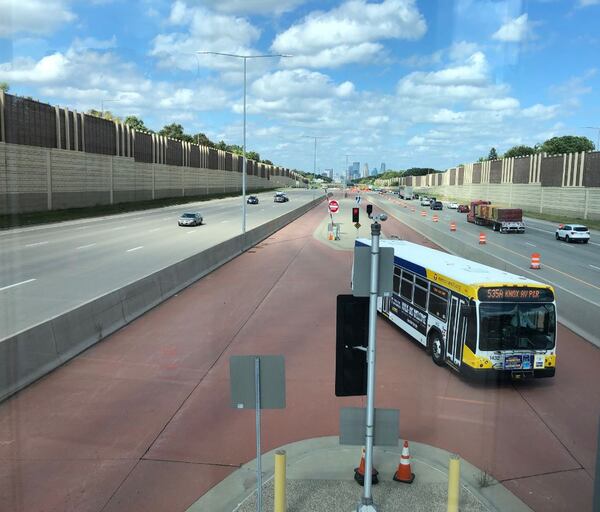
xmin=590 ymin=265 xmax=600 ymax=271
xmin=220 ymin=220 xmax=230 ymax=223
xmin=76 ymin=243 xmax=96 ymax=250
xmin=147 ymin=228 xmax=161 ymax=233
xmin=525 ymin=242 xmax=536 ymax=247
xmin=126 ymin=246 xmax=143 ymax=252
xmin=25 ymin=241 xmax=48 ymax=248
xmin=111 ymin=226 xmax=128 ymax=231
xmin=0 ymin=278 xmax=36 ymax=292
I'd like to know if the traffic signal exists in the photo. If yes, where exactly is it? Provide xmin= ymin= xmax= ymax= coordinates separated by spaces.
xmin=352 ymin=207 xmax=360 ymax=223
xmin=366 ymin=204 xmax=373 ymax=217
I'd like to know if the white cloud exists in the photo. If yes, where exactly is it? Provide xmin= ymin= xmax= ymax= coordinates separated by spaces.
xmin=407 ymin=135 xmax=425 ymax=146
xmin=150 ymin=1 xmax=261 ymax=72
xmin=0 ymin=0 xmax=75 ymax=36
xmin=71 ymin=35 xmax=118 ymax=51
xmin=272 ymin=0 xmax=426 ymax=68
xmin=521 ymin=103 xmax=559 ymax=119
xmin=578 ymin=0 xmax=600 ymax=6
xmin=201 ymin=0 xmax=306 ymax=14
xmin=492 ymin=14 xmax=534 ymax=42
xmin=471 ymin=97 xmax=520 ymax=110
xmin=366 ymin=115 xmax=389 ymax=126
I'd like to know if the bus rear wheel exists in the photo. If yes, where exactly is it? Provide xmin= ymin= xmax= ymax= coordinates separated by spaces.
xmin=430 ymin=331 xmax=445 ymax=367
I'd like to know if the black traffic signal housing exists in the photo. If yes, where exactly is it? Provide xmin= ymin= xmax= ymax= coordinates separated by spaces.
xmin=352 ymin=207 xmax=360 ymax=223
xmin=366 ymin=204 xmax=373 ymax=217
xmin=335 ymin=295 xmax=369 ymax=396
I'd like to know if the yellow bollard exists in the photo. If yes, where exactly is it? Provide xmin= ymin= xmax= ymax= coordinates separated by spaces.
xmin=447 ymin=454 xmax=460 ymax=512
xmin=274 ymin=450 xmax=286 ymax=512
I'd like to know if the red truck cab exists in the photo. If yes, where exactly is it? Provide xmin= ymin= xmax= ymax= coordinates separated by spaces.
xmin=467 ymin=200 xmax=490 ymax=223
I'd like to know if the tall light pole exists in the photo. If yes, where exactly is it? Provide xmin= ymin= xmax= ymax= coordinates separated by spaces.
xmin=302 ymin=135 xmax=328 ymax=185
xmin=100 ymin=98 xmax=120 ymax=118
xmin=196 ymin=51 xmax=291 ymax=235
xmin=583 ymin=127 xmax=600 ymax=151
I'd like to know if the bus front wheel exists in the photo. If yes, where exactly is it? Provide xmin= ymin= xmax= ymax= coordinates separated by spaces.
xmin=430 ymin=331 xmax=445 ymax=367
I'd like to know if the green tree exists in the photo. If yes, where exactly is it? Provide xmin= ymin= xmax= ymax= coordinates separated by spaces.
xmin=503 ymin=145 xmax=537 ymax=158
xmin=488 ymin=147 xmax=498 ymax=160
xmin=124 ymin=115 xmax=151 ymax=132
xmin=87 ymin=109 xmax=121 ymax=122
xmin=541 ymin=135 xmax=595 ymax=155
xmin=215 ymin=140 xmax=229 ymax=150
xmin=262 ymin=159 xmax=273 ymax=165
xmin=0 ymin=82 xmax=9 ymax=93
xmin=246 ymin=151 xmax=260 ymax=161
xmin=158 ymin=123 xmax=193 ymax=142
xmin=192 ymin=133 xmax=214 ymax=147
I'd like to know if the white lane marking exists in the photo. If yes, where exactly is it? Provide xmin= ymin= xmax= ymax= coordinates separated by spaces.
xmin=0 ymin=278 xmax=36 ymax=292
xmin=76 ymin=243 xmax=96 ymax=250
xmin=147 ymin=228 xmax=161 ymax=233
xmin=110 ymin=226 xmax=128 ymax=231
xmin=25 ymin=241 xmax=48 ymax=248
xmin=220 ymin=220 xmax=230 ymax=223
xmin=186 ymin=230 xmax=197 ymax=234
xmin=525 ymin=242 xmax=536 ymax=247
xmin=590 ymin=265 xmax=600 ymax=271
xmin=126 ymin=246 xmax=143 ymax=253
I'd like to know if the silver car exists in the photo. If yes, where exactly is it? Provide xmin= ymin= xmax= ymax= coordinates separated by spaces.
xmin=178 ymin=212 xmax=203 ymax=226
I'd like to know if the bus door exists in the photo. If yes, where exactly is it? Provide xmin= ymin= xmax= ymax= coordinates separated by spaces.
xmin=446 ymin=295 xmax=468 ymax=366
xmin=382 ymin=295 xmax=391 ymax=315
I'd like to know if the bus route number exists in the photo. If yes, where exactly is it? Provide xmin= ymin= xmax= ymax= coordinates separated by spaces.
xmin=479 ymin=287 xmax=553 ymax=302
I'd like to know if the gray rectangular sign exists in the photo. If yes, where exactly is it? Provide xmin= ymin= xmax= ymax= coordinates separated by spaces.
xmin=230 ymin=355 xmax=285 ymax=409
xmin=339 ymin=407 xmax=399 ymax=447
xmin=352 ymin=246 xmax=394 ymax=297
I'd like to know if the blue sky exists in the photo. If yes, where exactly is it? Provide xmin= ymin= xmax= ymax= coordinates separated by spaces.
xmin=1 ymin=0 xmax=599 ymax=175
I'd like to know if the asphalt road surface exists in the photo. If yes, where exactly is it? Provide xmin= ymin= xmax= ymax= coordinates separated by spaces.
xmin=0 ymin=198 xmax=596 ymax=512
xmin=0 ymin=189 xmax=322 ymax=339
xmin=367 ymin=192 xmax=600 ymax=309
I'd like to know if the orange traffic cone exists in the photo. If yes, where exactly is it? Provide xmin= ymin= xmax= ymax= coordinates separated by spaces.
xmin=450 ymin=221 xmax=456 ymax=232
xmin=328 ymin=231 xmax=334 ymax=240
xmin=420 ymin=211 xmax=426 ymax=217
xmin=479 ymin=232 xmax=486 ymax=244
xmin=432 ymin=214 xmax=439 ymax=223
xmin=530 ymin=253 xmax=541 ymax=269
xmin=354 ymin=447 xmax=379 ymax=486
xmin=393 ymin=440 xmax=415 ymax=484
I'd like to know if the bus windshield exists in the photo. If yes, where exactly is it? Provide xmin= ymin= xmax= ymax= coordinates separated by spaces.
xmin=479 ymin=303 xmax=556 ymax=351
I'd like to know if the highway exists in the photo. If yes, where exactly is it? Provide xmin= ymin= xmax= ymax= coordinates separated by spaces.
xmin=367 ymin=192 xmax=600 ymax=310
xmin=0 ymin=189 xmax=321 ymax=340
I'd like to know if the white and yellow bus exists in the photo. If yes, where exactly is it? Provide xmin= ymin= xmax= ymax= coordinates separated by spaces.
xmin=356 ymin=239 xmax=556 ymax=379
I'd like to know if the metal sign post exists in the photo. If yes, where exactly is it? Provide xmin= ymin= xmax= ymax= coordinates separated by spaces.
xmin=230 ymin=355 xmax=286 ymax=512
xmin=358 ymin=212 xmax=387 ymax=512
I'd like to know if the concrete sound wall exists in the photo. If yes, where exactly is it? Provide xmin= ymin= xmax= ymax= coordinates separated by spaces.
xmin=0 ymin=142 xmax=297 ymax=214
xmin=0 ymin=195 xmax=325 ymax=402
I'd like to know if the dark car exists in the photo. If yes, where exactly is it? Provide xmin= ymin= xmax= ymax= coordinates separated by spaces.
xmin=457 ymin=204 xmax=470 ymax=213
xmin=430 ymin=201 xmax=443 ymax=210
xmin=178 ymin=212 xmax=203 ymax=226
xmin=247 ymin=195 xmax=259 ymax=204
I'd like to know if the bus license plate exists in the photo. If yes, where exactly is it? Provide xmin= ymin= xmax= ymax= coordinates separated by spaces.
xmin=504 ymin=355 xmax=523 ymax=370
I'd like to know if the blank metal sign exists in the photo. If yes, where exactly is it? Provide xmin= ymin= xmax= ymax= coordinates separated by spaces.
xmin=230 ymin=355 xmax=286 ymax=410
xmin=352 ymin=246 xmax=394 ymax=297
xmin=339 ymin=407 xmax=399 ymax=447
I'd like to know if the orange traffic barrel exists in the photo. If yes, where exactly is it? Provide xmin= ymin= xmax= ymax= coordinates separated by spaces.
xmin=420 ymin=211 xmax=426 ymax=217
xmin=411 ymin=207 xmax=416 ymax=212
xmin=450 ymin=221 xmax=456 ymax=232
xmin=530 ymin=253 xmax=541 ymax=269
xmin=479 ymin=233 xmax=486 ymax=244
xmin=432 ymin=214 xmax=439 ymax=222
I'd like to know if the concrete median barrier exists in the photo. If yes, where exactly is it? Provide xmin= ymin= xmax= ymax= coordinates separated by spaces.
xmin=0 ymin=195 xmax=325 ymax=402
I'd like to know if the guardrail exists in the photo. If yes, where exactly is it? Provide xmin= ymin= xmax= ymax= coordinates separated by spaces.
xmin=370 ymin=196 xmax=599 ymax=349
xmin=0 ymin=195 xmax=326 ymax=402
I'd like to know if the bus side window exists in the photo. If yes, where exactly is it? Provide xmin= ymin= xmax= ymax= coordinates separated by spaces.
xmin=401 ymin=270 xmax=414 ymax=301
xmin=393 ymin=267 xmax=401 ymax=294
xmin=428 ymin=285 xmax=448 ymax=320
xmin=414 ymin=284 xmax=427 ymax=309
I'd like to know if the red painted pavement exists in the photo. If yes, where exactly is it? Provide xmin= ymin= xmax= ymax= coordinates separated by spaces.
xmin=0 ymin=198 xmax=598 ymax=512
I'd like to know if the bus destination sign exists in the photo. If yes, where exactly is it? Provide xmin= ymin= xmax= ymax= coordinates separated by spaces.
xmin=478 ymin=287 xmax=554 ymax=302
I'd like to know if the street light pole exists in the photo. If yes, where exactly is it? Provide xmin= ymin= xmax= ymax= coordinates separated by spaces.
xmin=196 ymin=51 xmax=291 ymax=235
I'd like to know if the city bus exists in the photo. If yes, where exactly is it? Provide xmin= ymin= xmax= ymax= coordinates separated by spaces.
xmin=355 ymin=239 xmax=556 ymax=379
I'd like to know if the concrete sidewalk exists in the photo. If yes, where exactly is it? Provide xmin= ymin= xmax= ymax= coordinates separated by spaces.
xmin=187 ymin=437 xmax=531 ymax=512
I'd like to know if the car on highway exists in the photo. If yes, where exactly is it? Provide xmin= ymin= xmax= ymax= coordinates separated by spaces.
xmin=420 ymin=198 xmax=431 ymax=206
xmin=457 ymin=204 xmax=470 ymax=213
xmin=247 ymin=195 xmax=259 ymax=204
xmin=178 ymin=212 xmax=203 ymax=227
xmin=448 ymin=202 xmax=459 ymax=209
xmin=274 ymin=192 xmax=289 ymax=203
xmin=555 ymin=224 xmax=590 ymax=243
xmin=430 ymin=201 xmax=443 ymax=210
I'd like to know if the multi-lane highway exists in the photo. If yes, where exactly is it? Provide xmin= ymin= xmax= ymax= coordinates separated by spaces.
xmin=0 ymin=189 xmax=321 ymax=339
xmin=367 ymin=193 xmax=600 ymax=342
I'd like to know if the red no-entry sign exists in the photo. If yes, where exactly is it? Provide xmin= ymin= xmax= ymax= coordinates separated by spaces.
xmin=328 ymin=200 xmax=340 ymax=213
